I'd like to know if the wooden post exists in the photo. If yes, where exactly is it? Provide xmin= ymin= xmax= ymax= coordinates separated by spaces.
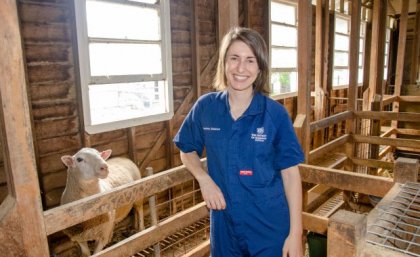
xmin=393 ymin=157 xmax=419 ymax=184
xmin=0 ymin=0 xmax=50 ymax=256
xmin=327 ymin=210 xmax=366 ymax=257
xmin=313 ymin=0 xmax=329 ymax=148
xmin=147 ymin=167 xmax=161 ymax=257
xmin=217 ymin=0 xmax=238 ymax=43
xmin=363 ymin=0 xmax=387 ymax=110
xmin=391 ymin=0 xmax=409 ymax=130
xmin=296 ymin=0 xmax=313 ymax=163
xmin=345 ymin=0 xmax=361 ymax=172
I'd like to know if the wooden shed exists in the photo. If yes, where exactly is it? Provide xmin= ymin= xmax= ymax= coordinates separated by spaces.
xmin=0 ymin=0 xmax=419 ymax=256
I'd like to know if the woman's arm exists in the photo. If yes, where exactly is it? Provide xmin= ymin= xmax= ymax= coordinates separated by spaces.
xmin=180 ymin=151 xmax=226 ymax=210
xmin=281 ymin=165 xmax=303 ymax=257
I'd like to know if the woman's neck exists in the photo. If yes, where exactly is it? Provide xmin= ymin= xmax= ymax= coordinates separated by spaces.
xmin=228 ymin=88 xmax=254 ymax=120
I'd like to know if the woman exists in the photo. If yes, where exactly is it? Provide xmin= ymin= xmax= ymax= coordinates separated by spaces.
xmin=173 ymin=27 xmax=304 ymax=257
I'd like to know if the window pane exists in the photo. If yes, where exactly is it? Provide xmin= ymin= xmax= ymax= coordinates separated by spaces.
xmin=271 ymin=72 xmax=297 ymax=94
xmin=336 ymin=17 xmax=348 ymax=34
xmin=271 ymin=2 xmax=296 ymax=25
xmin=335 ymin=34 xmax=349 ymax=51
xmin=89 ymin=81 xmax=166 ymax=125
xmin=272 ymin=48 xmax=297 ymax=68
xmin=358 ymin=68 xmax=363 ymax=83
xmin=333 ymin=69 xmax=349 ymax=86
xmin=271 ymin=24 xmax=297 ymax=47
xmin=359 ymin=38 xmax=364 ymax=52
xmin=129 ymin=0 xmax=157 ymax=3
xmin=334 ymin=52 xmax=348 ymax=66
xmin=359 ymin=53 xmax=363 ymax=66
xmin=89 ymin=43 xmax=162 ymax=76
xmin=86 ymin=1 xmax=160 ymax=40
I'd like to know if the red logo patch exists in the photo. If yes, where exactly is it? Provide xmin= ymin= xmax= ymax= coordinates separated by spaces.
xmin=240 ymin=170 xmax=253 ymax=176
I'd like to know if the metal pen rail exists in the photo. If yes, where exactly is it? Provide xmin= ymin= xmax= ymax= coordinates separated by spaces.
xmin=366 ymin=182 xmax=420 ymax=257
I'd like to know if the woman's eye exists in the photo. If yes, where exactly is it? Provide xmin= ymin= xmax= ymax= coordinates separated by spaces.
xmin=76 ymin=157 xmax=83 ymax=162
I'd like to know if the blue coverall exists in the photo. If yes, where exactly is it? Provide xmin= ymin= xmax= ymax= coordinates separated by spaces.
xmin=174 ymin=91 xmax=304 ymax=257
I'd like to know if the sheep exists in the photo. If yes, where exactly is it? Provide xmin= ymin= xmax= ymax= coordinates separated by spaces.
xmin=60 ymin=147 xmax=143 ymax=257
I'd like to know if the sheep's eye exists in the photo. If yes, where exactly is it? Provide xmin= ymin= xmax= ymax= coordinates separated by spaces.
xmin=76 ymin=157 xmax=83 ymax=162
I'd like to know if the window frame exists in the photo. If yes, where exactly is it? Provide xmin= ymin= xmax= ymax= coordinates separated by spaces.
xmin=269 ymin=0 xmax=299 ymax=99
xmin=74 ymin=0 xmax=173 ymax=134
xmin=332 ymin=13 xmax=351 ymax=88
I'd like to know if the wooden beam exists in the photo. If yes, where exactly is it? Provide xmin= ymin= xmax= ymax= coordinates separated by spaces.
xmin=392 ymin=0 xmax=409 ymax=129
xmin=299 ymin=164 xmax=394 ymax=197
xmin=397 ymin=128 xmax=420 ymax=136
xmin=399 ymin=95 xmax=420 ymax=102
xmin=353 ymin=135 xmax=420 ymax=149
xmin=309 ymin=134 xmax=350 ymax=162
xmin=355 ymin=111 xmax=420 ymax=122
xmin=351 ymin=157 xmax=394 ymax=170
xmin=296 ymin=0 xmax=313 ymax=163
xmin=310 ymin=111 xmax=353 ymax=133
xmin=217 ymin=0 xmax=238 ymax=42
xmin=328 ymin=210 xmax=365 ymax=257
xmin=410 ymin=1 xmax=420 ymax=84
xmin=44 ymin=159 xmax=207 ymax=235
xmin=382 ymin=94 xmax=398 ymax=106
xmin=181 ymin=240 xmax=210 ymax=257
xmin=302 ymin=211 xmax=328 ymax=235
xmin=363 ymin=0 xmax=387 ymax=110
xmin=0 ymin=1 xmax=50 ymax=256
xmin=96 ymin=203 xmax=209 ymax=257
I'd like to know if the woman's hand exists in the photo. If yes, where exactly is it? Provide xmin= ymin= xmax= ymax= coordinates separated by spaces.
xmin=198 ymin=175 xmax=226 ymax=210
xmin=282 ymin=233 xmax=303 ymax=257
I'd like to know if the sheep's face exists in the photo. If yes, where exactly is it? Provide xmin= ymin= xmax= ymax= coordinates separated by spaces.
xmin=62 ymin=148 xmax=112 ymax=181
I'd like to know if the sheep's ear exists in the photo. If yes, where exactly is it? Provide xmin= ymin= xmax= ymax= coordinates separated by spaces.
xmin=61 ymin=155 xmax=75 ymax=168
xmin=100 ymin=149 xmax=112 ymax=160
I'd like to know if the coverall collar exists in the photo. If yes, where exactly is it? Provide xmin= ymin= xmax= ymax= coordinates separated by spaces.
xmin=218 ymin=90 xmax=264 ymax=117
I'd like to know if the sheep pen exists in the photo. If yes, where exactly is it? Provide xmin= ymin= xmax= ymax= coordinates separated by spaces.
xmin=60 ymin=148 xmax=143 ymax=257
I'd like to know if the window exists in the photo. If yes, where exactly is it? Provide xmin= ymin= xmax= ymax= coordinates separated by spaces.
xmin=358 ymin=21 xmax=366 ymax=84
xmin=74 ymin=0 xmax=173 ymax=134
xmin=270 ymin=0 xmax=298 ymax=97
xmin=384 ymin=28 xmax=391 ymax=80
xmin=333 ymin=15 xmax=350 ymax=87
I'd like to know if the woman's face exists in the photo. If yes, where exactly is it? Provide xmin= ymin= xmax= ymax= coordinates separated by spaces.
xmin=225 ymin=40 xmax=260 ymax=93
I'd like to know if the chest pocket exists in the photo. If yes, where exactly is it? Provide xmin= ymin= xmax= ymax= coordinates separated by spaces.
xmin=238 ymin=136 xmax=276 ymax=187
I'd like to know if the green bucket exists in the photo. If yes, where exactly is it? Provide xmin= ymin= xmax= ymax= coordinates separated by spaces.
xmin=307 ymin=232 xmax=327 ymax=257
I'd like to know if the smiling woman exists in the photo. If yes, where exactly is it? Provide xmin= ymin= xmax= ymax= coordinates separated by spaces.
xmin=74 ymin=0 xmax=173 ymax=134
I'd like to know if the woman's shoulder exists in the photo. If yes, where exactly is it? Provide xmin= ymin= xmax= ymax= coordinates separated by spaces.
xmin=196 ymin=91 xmax=225 ymax=104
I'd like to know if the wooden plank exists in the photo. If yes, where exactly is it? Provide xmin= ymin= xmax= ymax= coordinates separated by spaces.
xmin=309 ymin=134 xmax=349 ymax=162
xmin=397 ymin=128 xmax=420 ymax=136
xmin=94 ymin=203 xmax=209 ymax=257
xmin=310 ymin=111 xmax=353 ymax=133
xmin=351 ymin=157 xmax=394 ymax=170
xmin=302 ymin=212 xmax=328 ymax=235
xmin=409 ymin=1 xmax=420 ymax=84
xmin=0 ymin=0 xmax=50 ymax=256
xmin=399 ymin=95 xmax=420 ymax=102
xmin=353 ymin=135 xmax=420 ymax=149
xmin=355 ymin=111 xmax=420 ymax=122
xmin=299 ymin=164 xmax=394 ymax=197
xmin=43 ymin=159 xmax=207 ymax=235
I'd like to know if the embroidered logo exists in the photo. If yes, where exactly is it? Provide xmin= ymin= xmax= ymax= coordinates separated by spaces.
xmin=240 ymin=170 xmax=253 ymax=176
xmin=251 ymin=127 xmax=267 ymax=142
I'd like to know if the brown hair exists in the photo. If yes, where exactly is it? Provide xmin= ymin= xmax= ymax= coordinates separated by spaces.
xmin=213 ymin=27 xmax=270 ymax=95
